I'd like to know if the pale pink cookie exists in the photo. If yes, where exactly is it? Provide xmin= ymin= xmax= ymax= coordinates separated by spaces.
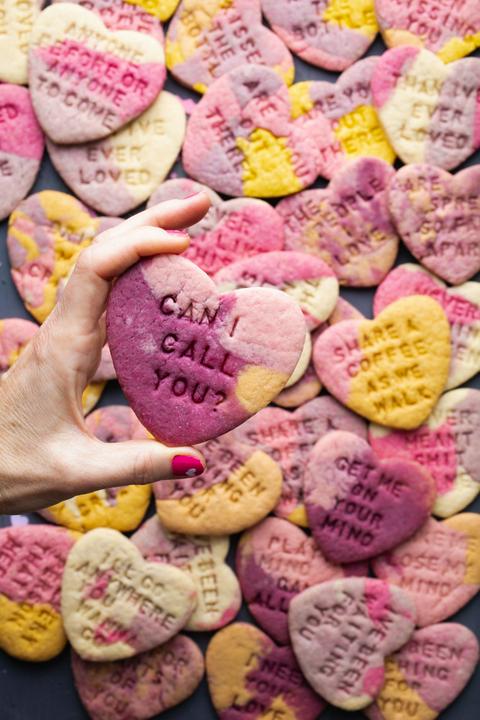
xmin=154 ymin=434 xmax=283 ymax=535
xmin=183 ymin=64 xmax=322 ymax=197
xmin=388 ymin=164 xmax=480 ymax=285
xmin=233 ymin=396 xmax=367 ymax=526
xmin=0 ymin=524 xmax=77 ymax=661
xmin=371 ymin=46 xmax=480 ymax=170
xmin=207 ymin=623 xmax=326 ymax=720
xmin=28 ymin=4 xmax=166 ymax=143
xmin=313 ymin=295 xmax=451 ymax=429
xmin=166 ymin=0 xmax=294 ymax=93
xmin=215 ymin=251 xmax=338 ymax=330
xmin=290 ymin=58 xmax=395 ymax=179
xmin=374 ymin=263 xmax=480 ymax=390
xmin=277 ymin=157 xmax=399 ymax=287
xmin=370 ymin=388 xmax=480 ymax=518
xmin=304 ymin=431 xmax=436 ymax=563
xmin=372 ymin=514 xmax=480 ymax=626
xmin=132 ymin=514 xmax=241 ymax=631
xmin=92 ymin=344 xmax=116 ymax=382
xmin=46 ymin=91 xmax=185 ymax=216
xmin=72 ymin=634 xmax=203 ymax=720
xmin=375 ymin=0 xmax=480 ymax=62
xmin=0 ymin=85 xmax=44 ymax=221
xmin=39 ymin=406 xmax=151 ymax=532
xmin=0 ymin=317 xmax=38 ymax=373
xmin=7 ymin=191 xmax=120 ymax=323
xmin=61 ymin=528 xmax=197 ymax=661
xmin=289 ymin=578 xmax=416 ymax=710
xmin=365 ymin=622 xmax=479 ymax=720
xmin=107 ymin=254 xmax=306 ymax=445
xmin=261 ymin=0 xmax=378 ymax=71
xmin=236 ymin=517 xmax=367 ymax=645
xmin=53 ymin=0 xmax=165 ymax=43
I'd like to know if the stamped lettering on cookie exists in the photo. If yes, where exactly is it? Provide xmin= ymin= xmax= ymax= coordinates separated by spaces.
xmin=289 ymin=577 xmax=416 ymax=710
xmin=313 ymin=296 xmax=451 ymax=429
xmin=0 ymin=0 xmax=45 ymax=85
xmin=54 ymin=0 xmax=165 ymax=42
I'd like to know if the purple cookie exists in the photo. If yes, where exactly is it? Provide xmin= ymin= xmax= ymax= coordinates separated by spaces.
xmin=304 ymin=431 xmax=436 ymax=563
xmin=107 ymin=254 xmax=307 ymax=445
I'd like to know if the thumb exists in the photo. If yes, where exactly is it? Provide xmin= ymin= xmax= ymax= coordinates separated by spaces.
xmin=73 ymin=438 xmax=206 ymax=493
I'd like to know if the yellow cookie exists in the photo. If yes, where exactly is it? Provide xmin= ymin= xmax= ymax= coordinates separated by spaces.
xmin=0 ymin=0 xmax=44 ymax=85
xmin=313 ymin=296 xmax=451 ymax=429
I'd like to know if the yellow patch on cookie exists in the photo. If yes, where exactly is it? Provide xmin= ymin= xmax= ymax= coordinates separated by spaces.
xmin=444 ymin=514 xmax=480 ymax=585
xmin=373 ymin=657 xmax=437 ymax=720
xmin=236 ymin=365 xmax=291 ymax=413
xmin=82 ymin=381 xmax=106 ymax=415
xmin=289 ymin=82 xmax=314 ymax=121
xmin=156 ymin=451 xmax=282 ymax=535
xmin=334 ymin=104 xmax=395 ymax=164
xmin=237 ymin=129 xmax=303 ymax=197
xmin=127 ymin=0 xmax=181 ymax=22
xmin=437 ymin=33 xmax=480 ymax=63
xmin=322 ymin=0 xmax=378 ymax=37
xmin=0 ymin=595 xmax=66 ymax=662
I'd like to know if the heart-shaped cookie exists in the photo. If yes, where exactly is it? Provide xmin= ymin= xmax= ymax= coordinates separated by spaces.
xmin=304 ymin=431 xmax=436 ymax=563
xmin=0 ymin=524 xmax=77 ymax=661
xmin=372 ymin=514 xmax=480 ymax=626
xmin=370 ymin=388 xmax=480 ymax=518
xmin=47 ymin=91 xmax=185 ymax=216
xmin=166 ymin=0 xmax=294 ymax=93
xmin=237 ymin=517 xmax=368 ymax=644
xmin=72 ymin=634 xmax=204 ymax=720
xmin=61 ymin=528 xmax=197 ymax=661
xmin=0 ymin=85 xmax=44 ymax=221
xmin=0 ymin=1 xmax=45 ymax=84
xmin=183 ymin=64 xmax=321 ymax=197
xmin=132 ymin=515 xmax=241 ymax=631
xmin=206 ymin=622 xmax=326 ymax=720
xmin=28 ymin=4 xmax=166 ymax=143
xmin=372 ymin=47 xmax=480 ymax=169
xmin=374 ymin=264 xmax=480 ymax=390
xmin=54 ymin=0 xmax=165 ymax=42
xmin=365 ymin=623 xmax=479 ymax=720
xmin=215 ymin=251 xmax=339 ymax=330
xmin=40 ymin=406 xmax=152 ymax=532
xmin=290 ymin=57 xmax=395 ymax=179
xmin=313 ymin=296 xmax=451 ymax=429
xmin=107 ymin=254 xmax=306 ymax=445
xmin=289 ymin=578 xmax=416 ymax=710
xmin=7 ymin=191 xmax=120 ymax=323
xmin=261 ymin=0 xmax=378 ymax=71
xmin=233 ymin=396 xmax=367 ymax=526
xmin=375 ymin=0 xmax=480 ymax=62
xmin=277 ymin=157 xmax=399 ymax=287
xmin=154 ymin=434 xmax=283 ymax=535
xmin=388 ymin=165 xmax=480 ymax=285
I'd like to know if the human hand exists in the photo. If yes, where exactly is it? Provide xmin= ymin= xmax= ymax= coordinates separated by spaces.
xmin=0 ymin=193 xmax=211 ymax=514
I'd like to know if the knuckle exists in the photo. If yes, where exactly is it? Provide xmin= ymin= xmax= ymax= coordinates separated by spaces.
xmin=132 ymin=451 xmax=156 ymax=485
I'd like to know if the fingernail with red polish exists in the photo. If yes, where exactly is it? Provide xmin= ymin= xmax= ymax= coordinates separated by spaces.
xmin=172 ymin=455 xmax=205 ymax=478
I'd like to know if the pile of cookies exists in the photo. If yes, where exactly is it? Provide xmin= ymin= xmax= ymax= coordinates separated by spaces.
xmin=1 ymin=1 xmax=480 ymax=719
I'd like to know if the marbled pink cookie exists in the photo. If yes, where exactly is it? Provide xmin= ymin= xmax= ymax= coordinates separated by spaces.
xmin=0 ymin=84 xmax=44 ymax=220
xmin=291 ymin=58 xmax=395 ymax=180
xmin=0 ymin=317 xmax=38 ymax=373
xmin=371 ymin=47 xmax=480 ymax=170
xmin=182 ymin=64 xmax=321 ymax=197
xmin=147 ymin=178 xmax=222 ymax=235
xmin=372 ymin=514 xmax=480 ymax=626
xmin=233 ymin=396 xmax=367 ymax=526
xmin=54 ymin=0 xmax=165 ymax=43
xmin=304 ymin=431 xmax=436 ymax=563
xmin=215 ymin=251 xmax=338 ymax=330
xmin=132 ymin=514 xmax=241 ymax=631
xmin=28 ymin=4 xmax=166 ymax=143
xmin=72 ymin=635 xmax=204 ymax=720
xmin=369 ymin=388 xmax=480 ymax=518
xmin=92 ymin=344 xmax=116 ymax=382
xmin=277 ymin=157 xmax=399 ymax=287
xmin=166 ymin=0 xmax=294 ymax=93
xmin=388 ymin=164 xmax=480 ymax=284
xmin=289 ymin=577 xmax=416 ymax=710
xmin=375 ymin=0 xmax=480 ymax=60
xmin=261 ymin=0 xmax=378 ymax=71
xmin=365 ymin=623 xmax=479 ymax=720
xmin=236 ymin=517 xmax=367 ymax=644
xmin=374 ymin=263 xmax=480 ymax=389
xmin=107 ymin=254 xmax=306 ymax=445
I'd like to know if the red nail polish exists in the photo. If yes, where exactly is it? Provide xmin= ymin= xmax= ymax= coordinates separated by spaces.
xmin=172 ymin=455 xmax=205 ymax=478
